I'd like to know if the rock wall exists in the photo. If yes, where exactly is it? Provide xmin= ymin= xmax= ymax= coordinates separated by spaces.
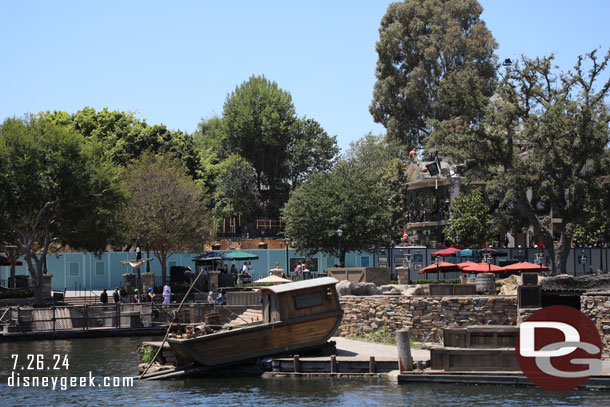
xmin=581 ymin=292 xmax=610 ymax=359
xmin=338 ymin=295 xmax=518 ymax=342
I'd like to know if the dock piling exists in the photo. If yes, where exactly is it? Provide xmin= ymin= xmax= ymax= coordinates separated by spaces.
xmin=396 ymin=329 xmax=413 ymax=372
xmin=330 ymin=355 xmax=337 ymax=373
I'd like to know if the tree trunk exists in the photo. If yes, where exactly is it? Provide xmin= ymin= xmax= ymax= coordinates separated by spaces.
xmin=23 ymin=252 xmax=44 ymax=304
xmin=160 ymin=253 xmax=167 ymax=284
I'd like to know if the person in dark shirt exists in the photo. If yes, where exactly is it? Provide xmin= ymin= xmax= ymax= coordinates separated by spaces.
xmin=100 ymin=288 xmax=108 ymax=304
xmin=113 ymin=287 xmax=120 ymax=303
xmin=120 ymin=287 xmax=128 ymax=303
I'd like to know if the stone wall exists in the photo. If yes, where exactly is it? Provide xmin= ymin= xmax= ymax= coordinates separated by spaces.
xmin=338 ymin=295 xmax=518 ymax=342
xmin=581 ymin=292 xmax=610 ymax=359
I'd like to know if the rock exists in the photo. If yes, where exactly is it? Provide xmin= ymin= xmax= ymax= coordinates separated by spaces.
xmin=365 ymin=283 xmax=383 ymax=295
xmin=336 ymin=280 xmax=356 ymax=296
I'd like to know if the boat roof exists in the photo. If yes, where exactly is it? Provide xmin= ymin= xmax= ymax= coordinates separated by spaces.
xmin=259 ymin=277 xmax=338 ymax=294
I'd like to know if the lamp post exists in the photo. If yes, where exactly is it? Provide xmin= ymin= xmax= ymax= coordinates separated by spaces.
xmin=284 ymin=237 xmax=290 ymax=278
xmin=580 ymin=250 xmax=587 ymax=276
xmin=336 ymin=228 xmax=343 ymax=267
xmin=405 ymin=253 xmax=413 ymax=285
xmin=435 ymin=256 xmax=440 ymax=282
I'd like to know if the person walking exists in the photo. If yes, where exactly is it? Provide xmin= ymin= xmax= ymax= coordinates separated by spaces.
xmin=162 ymin=280 xmax=172 ymax=307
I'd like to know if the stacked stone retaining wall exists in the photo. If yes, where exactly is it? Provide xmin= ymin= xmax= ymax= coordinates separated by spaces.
xmin=338 ymin=295 xmax=518 ymax=342
xmin=582 ymin=292 xmax=610 ymax=359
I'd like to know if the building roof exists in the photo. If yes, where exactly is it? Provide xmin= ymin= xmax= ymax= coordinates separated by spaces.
xmin=259 ymin=277 xmax=338 ymax=294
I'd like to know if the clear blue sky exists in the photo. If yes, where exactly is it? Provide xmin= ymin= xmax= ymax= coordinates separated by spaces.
xmin=1 ymin=1 xmax=609 ymax=151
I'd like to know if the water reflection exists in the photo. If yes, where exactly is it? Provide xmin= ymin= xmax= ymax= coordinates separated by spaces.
xmin=0 ymin=337 xmax=608 ymax=407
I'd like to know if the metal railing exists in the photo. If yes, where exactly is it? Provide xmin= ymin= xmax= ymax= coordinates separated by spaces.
xmin=4 ymin=303 xmax=153 ymax=333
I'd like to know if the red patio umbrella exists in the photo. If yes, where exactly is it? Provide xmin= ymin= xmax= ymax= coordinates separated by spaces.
xmin=418 ymin=261 xmax=461 ymax=274
xmin=431 ymin=247 xmax=461 ymax=257
xmin=460 ymin=262 xmax=505 ymax=274
xmin=457 ymin=261 xmax=479 ymax=271
xmin=502 ymin=262 xmax=548 ymax=273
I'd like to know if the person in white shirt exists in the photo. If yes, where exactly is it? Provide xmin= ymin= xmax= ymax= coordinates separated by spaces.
xmin=162 ymin=280 xmax=172 ymax=307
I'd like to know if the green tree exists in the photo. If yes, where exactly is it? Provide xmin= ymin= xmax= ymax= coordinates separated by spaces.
xmin=443 ymin=188 xmax=493 ymax=247
xmin=223 ymin=75 xmax=296 ymax=216
xmin=429 ymin=50 xmax=610 ymax=274
xmin=287 ymin=118 xmax=339 ymax=189
xmin=0 ymin=117 xmax=125 ymax=303
xmin=122 ymin=153 xmax=214 ymax=283
xmin=45 ymin=108 xmax=203 ymax=179
xmin=345 ymin=133 xmax=410 ymax=247
xmin=370 ymin=0 xmax=497 ymax=148
xmin=213 ymin=155 xmax=260 ymax=220
xmin=282 ymin=161 xmax=392 ymax=265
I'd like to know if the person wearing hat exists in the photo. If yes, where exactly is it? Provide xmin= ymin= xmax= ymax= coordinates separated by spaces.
xmin=133 ymin=289 xmax=140 ymax=304
xmin=207 ymin=291 xmax=215 ymax=304
xmin=162 ymin=280 xmax=172 ymax=308
xmin=216 ymin=289 xmax=226 ymax=305
xmin=147 ymin=287 xmax=156 ymax=302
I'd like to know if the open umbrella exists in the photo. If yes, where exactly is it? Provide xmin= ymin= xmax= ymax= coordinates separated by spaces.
xmin=456 ymin=248 xmax=475 ymax=257
xmin=457 ymin=261 xmax=479 ymax=271
xmin=431 ymin=247 xmax=461 ymax=257
xmin=254 ymin=275 xmax=291 ymax=284
xmin=460 ymin=262 xmax=505 ymax=274
xmin=502 ymin=261 xmax=548 ymax=273
xmin=225 ymin=250 xmax=259 ymax=260
xmin=418 ymin=261 xmax=461 ymax=274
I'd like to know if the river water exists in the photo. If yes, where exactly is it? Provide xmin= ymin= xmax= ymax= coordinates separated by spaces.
xmin=0 ymin=336 xmax=608 ymax=406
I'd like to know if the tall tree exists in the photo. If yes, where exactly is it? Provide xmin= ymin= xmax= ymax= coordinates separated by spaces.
xmin=429 ymin=50 xmax=610 ymax=274
xmin=0 ymin=117 xmax=125 ymax=303
xmin=370 ymin=0 xmax=497 ymax=148
xmin=122 ymin=153 xmax=214 ymax=283
xmin=282 ymin=160 xmax=392 ymax=265
xmin=212 ymin=155 xmax=260 ymax=220
xmin=443 ymin=188 xmax=493 ymax=247
xmin=223 ymin=75 xmax=296 ymax=216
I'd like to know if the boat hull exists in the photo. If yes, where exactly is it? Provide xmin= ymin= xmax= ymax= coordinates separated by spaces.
xmin=168 ymin=311 xmax=342 ymax=366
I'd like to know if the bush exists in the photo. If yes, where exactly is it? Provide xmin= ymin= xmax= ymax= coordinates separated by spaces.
xmin=139 ymin=345 xmax=156 ymax=364
xmin=0 ymin=289 xmax=34 ymax=300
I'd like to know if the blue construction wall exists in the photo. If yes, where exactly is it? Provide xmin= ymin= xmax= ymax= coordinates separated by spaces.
xmin=0 ymin=249 xmax=374 ymax=291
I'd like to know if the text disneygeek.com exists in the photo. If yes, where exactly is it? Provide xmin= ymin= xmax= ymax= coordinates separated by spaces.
xmin=8 ymin=371 xmax=134 ymax=390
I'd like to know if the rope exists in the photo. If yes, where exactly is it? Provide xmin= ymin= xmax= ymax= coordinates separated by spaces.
xmin=138 ymin=269 xmax=205 ymax=380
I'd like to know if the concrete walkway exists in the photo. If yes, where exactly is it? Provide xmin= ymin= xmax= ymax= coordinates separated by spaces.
xmin=331 ymin=336 xmax=429 ymax=362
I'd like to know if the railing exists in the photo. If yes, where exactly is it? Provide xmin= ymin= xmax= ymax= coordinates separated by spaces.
xmin=5 ymin=303 xmax=153 ymax=333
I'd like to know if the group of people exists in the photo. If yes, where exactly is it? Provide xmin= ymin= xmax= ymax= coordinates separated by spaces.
xmin=99 ymin=281 xmax=172 ymax=305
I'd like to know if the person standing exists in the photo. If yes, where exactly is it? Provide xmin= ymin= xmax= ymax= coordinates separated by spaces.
xmin=147 ymin=287 xmax=156 ymax=302
xmin=162 ymin=280 xmax=172 ymax=307
xmin=113 ymin=288 xmax=120 ymax=304
xmin=100 ymin=289 xmax=108 ymax=305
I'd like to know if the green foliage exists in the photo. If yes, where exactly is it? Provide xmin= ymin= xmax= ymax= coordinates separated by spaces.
xmin=122 ymin=153 xmax=215 ymax=282
xmin=282 ymin=160 xmax=392 ymax=262
xmin=0 ymin=116 xmax=125 ymax=302
xmin=430 ymin=50 xmax=610 ymax=274
xmin=0 ymin=289 xmax=34 ymax=300
xmin=443 ymin=188 xmax=493 ymax=247
xmin=139 ymin=345 xmax=156 ymax=364
xmin=213 ymin=155 xmax=260 ymax=220
xmin=370 ymin=0 xmax=497 ymax=148
xmin=198 ymin=76 xmax=340 ymax=218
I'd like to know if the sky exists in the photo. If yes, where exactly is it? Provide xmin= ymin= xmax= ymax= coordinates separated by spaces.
xmin=1 ymin=1 xmax=609 ymax=152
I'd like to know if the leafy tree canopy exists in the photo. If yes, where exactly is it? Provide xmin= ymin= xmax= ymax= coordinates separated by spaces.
xmin=428 ymin=50 xmax=610 ymax=274
xmin=0 ymin=116 xmax=125 ymax=302
xmin=122 ymin=153 xmax=214 ymax=282
xmin=370 ymin=0 xmax=497 ymax=148
xmin=443 ymin=188 xmax=493 ymax=247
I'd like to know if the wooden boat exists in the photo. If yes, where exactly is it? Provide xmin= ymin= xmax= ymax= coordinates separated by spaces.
xmin=167 ymin=277 xmax=343 ymax=366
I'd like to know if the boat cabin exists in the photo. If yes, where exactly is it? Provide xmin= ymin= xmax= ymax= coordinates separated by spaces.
xmin=258 ymin=277 xmax=340 ymax=324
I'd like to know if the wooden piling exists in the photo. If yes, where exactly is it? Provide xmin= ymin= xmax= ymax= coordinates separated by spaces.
xmin=330 ymin=355 xmax=337 ymax=373
xmin=369 ymin=356 xmax=376 ymax=373
xmin=293 ymin=355 xmax=300 ymax=373
xmin=396 ymin=329 xmax=413 ymax=372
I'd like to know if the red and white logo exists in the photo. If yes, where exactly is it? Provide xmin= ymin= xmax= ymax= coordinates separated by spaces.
xmin=516 ymin=305 xmax=602 ymax=391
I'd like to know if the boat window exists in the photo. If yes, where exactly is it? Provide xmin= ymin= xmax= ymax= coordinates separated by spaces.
xmin=294 ymin=292 xmax=323 ymax=309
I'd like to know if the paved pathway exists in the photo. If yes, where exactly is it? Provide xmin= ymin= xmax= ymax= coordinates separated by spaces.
xmin=331 ymin=336 xmax=429 ymax=362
